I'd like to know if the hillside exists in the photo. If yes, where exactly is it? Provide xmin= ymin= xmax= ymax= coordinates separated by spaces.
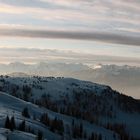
xmin=0 ymin=76 xmax=139 ymax=140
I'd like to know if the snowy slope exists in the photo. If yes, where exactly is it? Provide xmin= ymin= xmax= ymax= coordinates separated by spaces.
xmin=0 ymin=91 xmax=61 ymax=140
xmin=0 ymin=76 xmax=109 ymax=99
xmin=0 ymin=91 xmax=119 ymax=140
xmin=0 ymin=76 xmax=139 ymax=140
xmin=0 ymin=128 xmax=36 ymax=140
xmin=0 ymin=92 xmax=58 ymax=140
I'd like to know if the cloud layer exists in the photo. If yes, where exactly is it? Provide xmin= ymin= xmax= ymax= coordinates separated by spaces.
xmin=0 ymin=28 xmax=140 ymax=46
xmin=0 ymin=0 xmax=140 ymax=46
xmin=1 ymin=48 xmax=140 ymax=65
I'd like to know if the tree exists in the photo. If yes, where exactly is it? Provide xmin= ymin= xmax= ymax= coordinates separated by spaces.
xmin=72 ymin=119 xmax=74 ymax=126
xmin=5 ymin=116 xmax=10 ymax=129
xmin=50 ymin=117 xmax=57 ymax=132
xmin=37 ymin=130 xmax=43 ymax=140
xmin=90 ymin=132 xmax=95 ymax=140
xmin=22 ymin=85 xmax=32 ymax=101
xmin=40 ymin=113 xmax=50 ymax=126
xmin=19 ymin=120 xmax=26 ymax=131
xmin=80 ymin=122 xmax=83 ymax=138
xmin=98 ymin=134 xmax=102 ymax=140
xmin=22 ymin=107 xmax=30 ymax=118
xmin=72 ymin=123 xmax=83 ymax=139
xmin=10 ymin=116 xmax=16 ymax=131
xmin=50 ymin=117 xmax=64 ymax=135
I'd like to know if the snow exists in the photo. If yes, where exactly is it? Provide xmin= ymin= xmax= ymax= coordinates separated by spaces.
xmin=8 ymin=131 xmax=36 ymax=140
xmin=0 ymin=76 xmax=139 ymax=140
xmin=0 ymin=92 xmax=60 ymax=140
xmin=0 ymin=91 xmax=117 ymax=140
xmin=1 ymin=76 xmax=109 ymax=99
xmin=0 ymin=128 xmax=36 ymax=140
xmin=0 ymin=134 xmax=6 ymax=140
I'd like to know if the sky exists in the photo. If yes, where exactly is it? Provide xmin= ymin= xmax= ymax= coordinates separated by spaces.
xmin=0 ymin=0 xmax=140 ymax=62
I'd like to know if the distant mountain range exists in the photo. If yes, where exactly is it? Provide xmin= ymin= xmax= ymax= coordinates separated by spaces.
xmin=0 ymin=62 xmax=139 ymax=99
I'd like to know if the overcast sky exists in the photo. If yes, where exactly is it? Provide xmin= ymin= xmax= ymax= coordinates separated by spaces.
xmin=0 ymin=0 xmax=140 ymax=60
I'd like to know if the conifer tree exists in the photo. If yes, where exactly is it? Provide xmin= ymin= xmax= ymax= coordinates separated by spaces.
xmin=10 ymin=116 xmax=16 ymax=131
xmin=37 ymin=130 xmax=43 ymax=140
xmin=22 ymin=107 xmax=30 ymax=118
xmin=19 ymin=120 xmax=26 ymax=131
xmin=5 ymin=116 xmax=10 ymax=129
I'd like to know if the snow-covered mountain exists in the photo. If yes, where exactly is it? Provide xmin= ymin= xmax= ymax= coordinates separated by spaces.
xmin=72 ymin=64 xmax=140 ymax=98
xmin=0 ymin=62 xmax=89 ymax=75
xmin=0 ymin=62 xmax=140 ymax=98
xmin=0 ymin=76 xmax=140 ymax=140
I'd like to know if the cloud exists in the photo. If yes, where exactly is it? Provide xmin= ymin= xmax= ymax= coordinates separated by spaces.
xmin=0 ymin=0 xmax=139 ymax=46
xmin=0 ymin=27 xmax=140 ymax=46
xmin=0 ymin=47 xmax=140 ymax=65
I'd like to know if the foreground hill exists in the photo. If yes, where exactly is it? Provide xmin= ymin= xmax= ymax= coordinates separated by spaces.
xmin=0 ymin=91 xmax=115 ymax=140
xmin=0 ymin=76 xmax=139 ymax=140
